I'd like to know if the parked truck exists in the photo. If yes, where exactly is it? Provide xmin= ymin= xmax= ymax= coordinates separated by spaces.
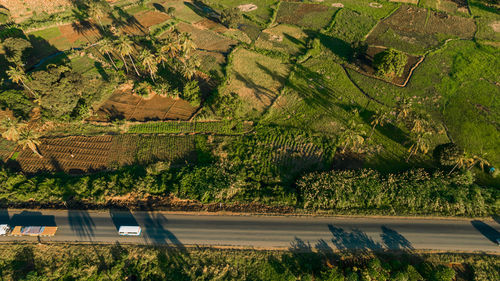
xmin=0 ymin=224 xmax=57 ymax=236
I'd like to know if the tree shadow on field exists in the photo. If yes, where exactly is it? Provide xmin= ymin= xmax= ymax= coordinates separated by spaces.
xmin=10 ymin=246 xmax=36 ymax=281
xmin=471 ymin=220 xmax=500 ymax=244
xmin=286 ymin=237 xmax=323 ymax=277
xmin=94 ymin=61 xmax=110 ymax=82
xmin=305 ymin=31 xmax=354 ymax=62
xmin=68 ymin=210 xmax=95 ymax=240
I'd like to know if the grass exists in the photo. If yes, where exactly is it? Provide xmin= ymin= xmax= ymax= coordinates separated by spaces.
xmin=0 ymin=244 xmax=498 ymax=280
xmin=347 ymin=40 xmax=500 ymax=169
xmin=224 ymin=47 xmax=291 ymax=116
xmin=322 ymin=0 xmax=401 ymax=19
xmin=327 ymin=8 xmax=378 ymax=43
xmin=161 ymin=0 xmax=205 ymax=23
xmin=255 ymin=24 xmax=308 ymax=55
xmin=366 ymin=5 xmax=476 ymax=55
xmin=205 ymin=0 xmax=279 ymax=24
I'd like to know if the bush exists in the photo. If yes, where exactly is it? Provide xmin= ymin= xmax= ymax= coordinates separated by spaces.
xmin=298 ymin=169 xmax=497 ymax=216
xmin=221 ymin=8 xmax=242 ymax=29
xmin=433 ymin=143 xmax=464 ymax=167
xmin=373 ymin=48 xmax=408 ymax=77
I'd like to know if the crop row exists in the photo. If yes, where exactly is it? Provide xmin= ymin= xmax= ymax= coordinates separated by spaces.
xmin=127 ymin=121 xmax=252 ymax=135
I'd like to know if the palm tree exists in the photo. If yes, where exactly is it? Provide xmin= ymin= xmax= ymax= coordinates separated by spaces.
xmin=409 ymin=117 xmax=429 ymax=134
xmin=0 ymin=117 xmax=24 ymax=142
xmin=339 ymin=120 xmax=366 ymax=154
xmin=140 ymin=49 xmax=158 ymax=82
xmin=448 ymin=153 xmax=474 ymax=174
xmin=18 ymin=129 xmax=42 ymax=158
xmin=394 ymin=98 xmax=412 ymax=123
xmin=6 ymin=66 xmax=36 ymax=97
xmin=88 ymin=1 xmax=107 ymax=28
xmin=406 ymin=131 xmax=431 ymax=162
xmin=161 ymin=37 xmax=181 ymax=60
xmin=179 ymin=33 xmax=196 ymax=58
xmin=99 ymin=38 xmax=118 ymax=70
xmin=180 ymin=56 xmax=200 ymax=80
xmin=369 ymin=110 xmax=390 ymax=139
xmin=116 ymin=36 xmax=140 ymax=76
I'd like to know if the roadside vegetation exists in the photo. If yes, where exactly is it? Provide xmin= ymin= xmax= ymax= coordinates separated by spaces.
xmin=0 ymin=243 xmax=498 ymax=280
xmin=0 ymin=0 xmax=498 ymax=216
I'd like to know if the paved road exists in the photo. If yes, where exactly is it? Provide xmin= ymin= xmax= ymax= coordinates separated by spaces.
xmin=0 ymin=210 xmax=499 ymax=252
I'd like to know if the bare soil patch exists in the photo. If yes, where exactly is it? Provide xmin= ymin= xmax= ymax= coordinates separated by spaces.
xmin=193 ymin=18 xmax=228 ymax=33
xmin=0 ymin=0 xmax=70 ymax=22
xmin=89 ymin=85 xmax=197 ymax=122
xmin=369 ymin=2 xmax=383 ymax=8
xmin=349 ymin=46 xmax=423 ymax=86
xmin=57 ymin=24 xmax=100 ymax=44
xmin=331 ymin=3 xmax=345 ymax=8
xmin=133 ymin=10 xmax=170 ymax=28
xmin=238 ymin=4 xmax=258 ymax=12
xmin=490 ymin=21 xmax=500 ymax=32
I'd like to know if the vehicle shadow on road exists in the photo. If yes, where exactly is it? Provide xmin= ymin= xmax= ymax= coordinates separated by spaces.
xmin=68 ymin=210 xmax=95 ymax=239
xmin=10 ymin=211 xmax=56 ymax=227
xmin=471 ymin=220 xmax=500 ymax=244
xmin=110 ymin=209 xmax=139 ymax=232
xmin=0 ymin=209 xmax=9 ymax=225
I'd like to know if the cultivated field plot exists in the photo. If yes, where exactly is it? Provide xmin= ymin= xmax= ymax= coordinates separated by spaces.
xmin=365 ymin=5 xmax=476 ymax=54
xmin=226 ymin=48 xmax=291 ymax=112
xmin=327 ymin=8 xmax=377 ymax=43
xmin=0 ymin=139 xmax=15 ymax=162
xmin=14 ymin=135 xmax=114 ymax=173
xmin=155 ymin=0 xmax=204 ymax=23
xmin=350 ymin=46 xmax=423 ymax=86
xmin=121 ymin=10 xmax=171 ymax=35
xmin=89 ymin=86 xmax=197 ymax=122
xmin=322 ymin=0 xmax=399 ymax=19
xmin=0 ymin=0 xmax=70 ymax=22
xmin=419 ymin=0 xmax=470 ymax=15
xmin=255 ymin=24 xmax=308 ymax=55
xmin=109 ymin=134 xmax=197 ymax=166
xmin=206 ymin=0 xmax=279 ymax=23
xmin=276 ymin=2 xmax=339 ymax=30
xmin=176 ymin=22 xmax=237 ymax=53
xmin=127 ymin=121 xmax=253 ymax=135
xmin=12 ymin=134 xmax=198 ymax=173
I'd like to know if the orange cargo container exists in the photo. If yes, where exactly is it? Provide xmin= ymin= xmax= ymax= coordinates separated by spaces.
xmin=11 ymin=226 xmax=58 ymax=236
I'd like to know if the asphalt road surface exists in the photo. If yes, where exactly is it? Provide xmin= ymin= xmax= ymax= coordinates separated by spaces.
xmin=0 ymin=210 xmax=499 ymax=252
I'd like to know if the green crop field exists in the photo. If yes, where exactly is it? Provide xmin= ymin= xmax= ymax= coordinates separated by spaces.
xmin=0 ymin=0 xmax=498 ymax=219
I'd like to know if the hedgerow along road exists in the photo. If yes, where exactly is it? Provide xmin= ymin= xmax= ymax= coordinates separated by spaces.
xmin=0 ymin=210 xmax=499 ymax=252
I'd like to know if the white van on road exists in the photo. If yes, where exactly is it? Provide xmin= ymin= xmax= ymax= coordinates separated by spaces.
xmin=118 ymin=226 xmax=142 ymax=236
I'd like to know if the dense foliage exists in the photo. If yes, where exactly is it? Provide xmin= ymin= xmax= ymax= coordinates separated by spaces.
xmin=0 ymin=244 xmax=498 ymax=281
xmin=373 ymin=48 xmax=408 ymax=77
xmin=298 ymin=169 xmax=498 ymax=216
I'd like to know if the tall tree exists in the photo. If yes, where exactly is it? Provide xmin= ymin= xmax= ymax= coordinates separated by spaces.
xmin=99 ymin=38 xmax=118 ymax=70
xmin=116 ymin=36 xmax=140 ymax=76
xmin=17 ymin=129 xmax=42 ymax=158
xmin=88 ymin=1 xmax=108 ymax=28
xmin=6 ymin=66 xmax=37 ymax=97
xmin=140 ymin=49 xmax=158 ymax=82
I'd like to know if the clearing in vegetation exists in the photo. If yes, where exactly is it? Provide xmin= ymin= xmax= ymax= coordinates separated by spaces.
xmin=366 ymin=4 xmax=476 ymax=54
xmin=225 ymin=48 xmax=291 ymax=113
xmin=89 ymin=84 xmax=197 ymax=122
xmin=276 ymin=2 xmax=339 ymax=30
xmin=255 ymin=24 xmax=308 ymax=55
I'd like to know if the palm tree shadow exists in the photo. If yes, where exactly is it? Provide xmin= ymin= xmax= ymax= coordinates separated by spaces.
xmin=380 ymin=226 xmax=414 ymax=250
xmin=68 ymin=210 xmax=96 ymax=240
xmin=141 ymin=212 xmax=187 ymax=251
xmin=471 ymin=220 xmax=500 ymax=244
xmin=328 ymin=224 xmax=382 ymax=252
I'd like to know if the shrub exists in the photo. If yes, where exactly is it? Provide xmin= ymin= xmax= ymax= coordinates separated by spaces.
xmin=433 ymin=143 xmax=464 ymax=167
xmin=182 ymin=80 xmax=202 ymax=107
xmin=221 ymin=8 xmax=242 ymax=29
xmin=373 ymin=48 xmax=407 ymax=77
